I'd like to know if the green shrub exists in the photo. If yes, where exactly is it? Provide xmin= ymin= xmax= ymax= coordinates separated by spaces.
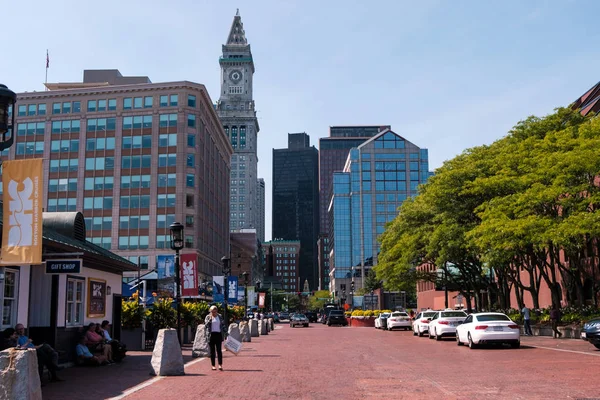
xmin=363 ymin=310 xmax=374 ymax=317
xmin=121 ymin=291 xmax=147 ymax=329
xmin=352 ymin=310 xmax=365 ymax=317
xmin=147 ymin=297 xmax=176 ymax=330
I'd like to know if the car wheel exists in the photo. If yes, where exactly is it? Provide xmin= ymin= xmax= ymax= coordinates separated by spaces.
xmin=468 ymin=333 xmax=477 ymax=349
xmin=304 ymin=324 xmax=308 ymax=327
xmin=511 ymin=342 xmax=521 ymax=349
xmin=418 ymin=328 xmax=424 ymax=337
xmin=594 ymin=344 xmax=600 ymax=350
xmin=456 ymin=334 xmax=463 ymax=346
xmin=435 ymin=330 xmax=442 ymax=341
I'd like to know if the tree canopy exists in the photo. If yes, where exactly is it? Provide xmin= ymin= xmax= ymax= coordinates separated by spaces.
xmin=376 ymin=107 xmax=600 ymax=310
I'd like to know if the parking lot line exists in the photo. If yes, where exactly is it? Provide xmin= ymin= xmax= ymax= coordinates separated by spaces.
xmin=527 ymin=345 xmax=600 ymax=357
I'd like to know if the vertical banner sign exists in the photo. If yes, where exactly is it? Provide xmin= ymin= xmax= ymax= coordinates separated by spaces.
xmin=213 ymin=276 xmax=224 ymax=303
xmin=246 ymin=286 xmax=256 ymax=307
xmin=1 ymin=159 xmax=43 ymax=265
xmin=258 ymin=292 xmax=266 ymax=309
xmin=238 ymin=287 xmax=245 ymax=305
xmin=156 ymin=255 xmax=175 ymax=297
xmin=227 ymin=276 xmax=238 ymax=303
xmin=180 ymin=253 xmax=198 ymax=297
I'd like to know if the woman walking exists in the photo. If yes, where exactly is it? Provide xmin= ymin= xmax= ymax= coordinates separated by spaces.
xmin=205 ymin=305 xmax=226 ymax=371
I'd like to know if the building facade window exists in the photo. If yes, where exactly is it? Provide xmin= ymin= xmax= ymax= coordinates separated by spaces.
xmin=84 ymin=176 xmax=114 ymax=190
xmin=51 ymin=139 xmax=79 ymax=153
xmin=1 ymin=269 xmax=19 ymax=328
xmin=47 ymin=198 xmax=77 ymax=212
xmin=66 ymin=278 xmax=84 ymax=326
xmin=187 ymin=95 xmax=196 ymax=107
xmin=86 ymin=137 xmax=115 ymax=151
xmin=120 ymin=175 xmax=151 ymax=189
xmin=49 ymin=159 xmax=78 ymax=172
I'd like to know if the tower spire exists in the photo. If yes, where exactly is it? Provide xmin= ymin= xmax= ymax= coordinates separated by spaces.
xmin=226 ymin=11 xmax=247 ymax=45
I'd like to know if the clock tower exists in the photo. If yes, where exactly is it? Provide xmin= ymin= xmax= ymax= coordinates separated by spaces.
xmin=217 ymin=10 xmax=263 ymax=241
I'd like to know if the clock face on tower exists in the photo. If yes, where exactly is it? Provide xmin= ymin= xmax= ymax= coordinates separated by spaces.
xmin=229 ymin=69 xmax=243 ymax=84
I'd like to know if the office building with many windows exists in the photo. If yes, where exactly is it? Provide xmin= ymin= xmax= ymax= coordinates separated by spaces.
xmin=328 ymin=128 xmax=430 ymax=304
xmin=272 ymin=133 xmax=319 ymax=291
xmin=262 ymin=240 xmax=301 ymax=292
xmin=5 ymin=69 xmax=233 ymax=281
xmin=318 ymin=125 xmax=389 ymax=289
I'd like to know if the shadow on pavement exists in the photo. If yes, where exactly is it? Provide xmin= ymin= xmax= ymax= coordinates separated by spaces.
xmin=222 ymin=369 xmax=264 ymax=372
xmin=42 ymin=350 xmax=194 ymax=400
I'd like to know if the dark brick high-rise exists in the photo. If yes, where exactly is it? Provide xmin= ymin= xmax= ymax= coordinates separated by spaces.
xmin=272 ymin=133 xmax=319 ymax=291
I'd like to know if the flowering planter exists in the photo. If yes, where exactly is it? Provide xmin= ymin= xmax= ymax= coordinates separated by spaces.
xmin=350 ymin=317 xmax=375 ymax=327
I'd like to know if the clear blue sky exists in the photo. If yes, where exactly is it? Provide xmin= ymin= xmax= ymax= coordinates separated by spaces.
xmin=3 ymin=0 xmax=600 ymax=240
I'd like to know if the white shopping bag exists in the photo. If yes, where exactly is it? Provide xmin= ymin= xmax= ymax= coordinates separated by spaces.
xmin=224 ymin=335 xmax=243 ymax=355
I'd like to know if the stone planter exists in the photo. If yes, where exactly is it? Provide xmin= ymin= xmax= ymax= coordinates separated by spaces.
xmin=121 ymin=327 xmax=144 ymax=351
xmin=529 ymin=324 xmax=582 ymax=338
xmin=350 ymin=317 xmax=375 ymax=327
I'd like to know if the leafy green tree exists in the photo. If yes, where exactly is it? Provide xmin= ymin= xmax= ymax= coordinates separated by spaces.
xmin=308 ymin=290 xmax=331 ymax=311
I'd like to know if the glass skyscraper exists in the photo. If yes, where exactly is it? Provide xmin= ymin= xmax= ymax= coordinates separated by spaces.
xmin=329 ymin=129 xmax=430 ymax=301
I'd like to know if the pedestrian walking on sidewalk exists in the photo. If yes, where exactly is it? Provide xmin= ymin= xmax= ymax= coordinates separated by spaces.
xmin=550 ymin=306 xmax=562 ymax=338
xmin=522 ymin=306 xmax=533 ymax=336
xmin=205 ymin=305 xmax=226 ymax=371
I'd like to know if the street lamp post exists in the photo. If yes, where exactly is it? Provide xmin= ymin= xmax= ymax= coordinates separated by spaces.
xmin=221 ymin=256 xmax=231 ymax=331
xmin=169 ymin=222 xmax=184 ymax=345
xmin=0 ymin=84 xmax=17 ymax=152
xmin=201 ymin=278 xmax=208 ymax=303
xmin=351 ymin=280 xmax=355 ymax=311
xmin=370 ymin=290 xmax=374 ymax=311
xmin=241 ymin=271 xmax=249 ymax=316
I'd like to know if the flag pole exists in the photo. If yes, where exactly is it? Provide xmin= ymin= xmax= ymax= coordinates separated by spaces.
xmin=45 ymin=50 xmax=49 ymax=91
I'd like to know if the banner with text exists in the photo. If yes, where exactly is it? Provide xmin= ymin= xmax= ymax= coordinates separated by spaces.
xmin=180 ymin=253 xmax=198 ymax=297
xmin=157 ymin=255 xmax=175 ymax=297
xmin=258 ymin=292 xmax=265 ymax=308
xmin=213 ymin=276 xmax=224 ymax=303
xmin=227 ymin=276 xmax=238 ymax=303
xmin=246 ymin=287 xmax=256 ymax=307
xmin=1 ymin=159 xmax=43 ymax=265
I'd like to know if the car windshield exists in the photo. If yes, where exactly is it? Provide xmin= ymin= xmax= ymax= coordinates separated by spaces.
xmin=423 ymin=312 xmax=437 ymax=318
xmin=330 ymin=311 xmax=343 ymax=316
xmin=380 ymin=313 xmax=390 ymax=318
xmin=476 ymin=314 xmax=511 ymax=322
xmin=441 ymin=311 xmax=467 ymax=318
xmin=294 ymin=314 xmax=306 ymax=319
xmin=391 ymin=312 xmax=408 ymax=317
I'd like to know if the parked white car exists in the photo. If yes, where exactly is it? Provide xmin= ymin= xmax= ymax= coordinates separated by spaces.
xmin=375 ymin=312 xmax=391 ymax=329
xmin=412 ymin=310 xmax=437 ymax=337
xmin=456 ymin=312 xmax=521 ymax=349
xmin=428 ymin=310 xmax=468 ymax=340
xmin=387 ymin=311 xmax=411 ymax=331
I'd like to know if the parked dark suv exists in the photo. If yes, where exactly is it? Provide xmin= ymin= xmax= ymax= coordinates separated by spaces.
xmin=327 ymin=310 xmax=348 ymax=327
xmin=305 ymin=312 xmax=318 ymax=323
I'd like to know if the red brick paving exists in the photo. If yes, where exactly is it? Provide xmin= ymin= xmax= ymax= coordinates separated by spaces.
xmin=121 ymin=324 xmax=600 ymax=400
xmin=41 ymin=325 xmax=600 ymax=399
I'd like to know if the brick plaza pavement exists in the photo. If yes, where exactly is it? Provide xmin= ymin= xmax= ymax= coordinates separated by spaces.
xmin=42 ymin=324 xmax=600 ymax=399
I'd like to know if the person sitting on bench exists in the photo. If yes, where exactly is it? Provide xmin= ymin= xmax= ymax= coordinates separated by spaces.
xmin=15 ymin=323 xmax=63 ymax=382
xmin=85 ymin=323 xmax=114 ymax=364
xmin=76 ymin=336 xmax=108 ymax=366
xmin=100 ymin=320 xmax=127 ymax=362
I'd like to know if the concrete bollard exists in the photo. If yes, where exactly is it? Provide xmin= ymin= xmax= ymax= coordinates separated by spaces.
xmin=250 ymin=319 xmax=259 ymax=337
xmin=239 ymin=321 xmax=251 ymax=342
xmin=0 ymin=348 xmax=42 ymax=400
xmin=151 ymin=329 xmax=185 ymax=376
xmin=260 ymin=319 xmax=268 ymax=335
xmin=228 ymin=323 xmax=242 ymax=342
xmin=192 ymin=324 xmax=210 ymax=358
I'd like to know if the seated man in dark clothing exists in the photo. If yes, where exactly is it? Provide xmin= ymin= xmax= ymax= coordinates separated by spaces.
xmin=15 ymin=323 xmax=63 ymax=382
xmin=1 ymin=328 xmax=18 ymax=351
